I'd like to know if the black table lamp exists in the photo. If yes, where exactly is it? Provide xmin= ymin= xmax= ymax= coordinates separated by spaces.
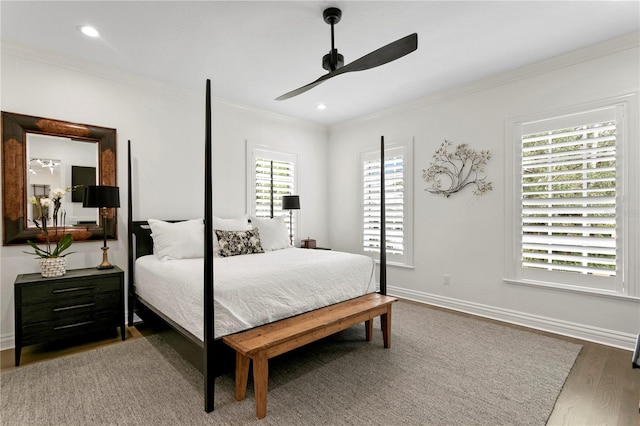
xmin=281 ymin=195 xmax=300 ymax=246
xmin=83 ymin=185 xmax=120 ymax=269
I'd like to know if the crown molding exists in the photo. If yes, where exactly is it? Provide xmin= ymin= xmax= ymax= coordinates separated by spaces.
xmin=331 ymin=31 xmax=640 ymax=132
xmin=213 ymin=96 xmax=327 ymax=133
xmin=4 ymin=30 xmax=637 ymax=135
xmin=1 ymin=41 xmax=202 ymax=101
xmin=1 ymin=41 xmax=326 ymax=134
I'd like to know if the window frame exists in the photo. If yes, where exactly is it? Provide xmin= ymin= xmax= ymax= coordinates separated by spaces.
xmin=359 ymin=138 xmax=414 ymax=268
xmin=504 ymin=95 xmax=639 ymax=299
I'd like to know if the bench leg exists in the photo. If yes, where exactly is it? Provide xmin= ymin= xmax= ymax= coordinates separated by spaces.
xmin=365 ymin=319 xmax=373 ymax=341
xmin=253 ymin=352 xmax=269 ymax=419
xmin=235 ymin=352 xmax=250 ymax=401
xmin=381 ymin=307 xmax=392 ymax=348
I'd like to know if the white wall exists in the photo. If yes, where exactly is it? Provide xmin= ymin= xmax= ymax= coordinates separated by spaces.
xmin=328 ymin=35 xmax=640 ymax=349
xmin=2 ymin=35 xmax=638 ymax=352
xmin=0 ymin=47 xmax=328 ymax=348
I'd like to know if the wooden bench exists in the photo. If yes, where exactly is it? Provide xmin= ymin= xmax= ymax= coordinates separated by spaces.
xmin=222 ymin=293 xmax=398 ymax=419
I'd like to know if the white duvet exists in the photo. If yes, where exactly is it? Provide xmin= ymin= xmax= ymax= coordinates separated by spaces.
xmin=135 ymin=247 xmax=376 ymax=340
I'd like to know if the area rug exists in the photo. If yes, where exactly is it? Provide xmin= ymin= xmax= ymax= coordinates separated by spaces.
xmin=1 ymin=301 xmax=581 ymax=425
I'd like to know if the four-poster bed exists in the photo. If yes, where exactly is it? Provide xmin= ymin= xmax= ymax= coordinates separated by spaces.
xmin=126 ymin=79 xmax=392 ymax=416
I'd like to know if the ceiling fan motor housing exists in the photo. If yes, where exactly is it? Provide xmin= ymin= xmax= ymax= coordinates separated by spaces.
xmin=323 ymin=50 xmax=344 ymax=71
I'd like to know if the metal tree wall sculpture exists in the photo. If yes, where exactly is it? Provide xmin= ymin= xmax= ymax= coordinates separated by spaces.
xmin=422 ymin=140 xmax=492 ymax=197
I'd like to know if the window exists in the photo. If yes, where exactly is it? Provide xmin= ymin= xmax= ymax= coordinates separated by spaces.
xmin=254 ymin=158 xmax=295 ymax=218
xmin=247 ymin=144 xmax=297 ymax=235
xmin=505 ymin=98 xmax=637 ymax=296
xmin=360 ymin=140 xmax=413 ymax=267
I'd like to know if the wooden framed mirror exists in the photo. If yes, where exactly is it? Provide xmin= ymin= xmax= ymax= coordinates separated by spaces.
xmin=2 ymin=112 xmax=117 ymax=245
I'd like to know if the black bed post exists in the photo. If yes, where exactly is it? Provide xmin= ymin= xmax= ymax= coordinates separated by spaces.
xmin=380 ymin=136 xmax=387 ymax=296
xmin=127 ymin=140 xmax=135 ymax=326
xmin=204 ymin=79 xmax=216 ymax=413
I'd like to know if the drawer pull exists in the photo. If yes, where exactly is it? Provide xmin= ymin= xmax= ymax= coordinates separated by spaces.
xmin=54 ymin=320 xmax=95 ymax=330
xmin=52 ymin=286 xmax=94 ymax=294
xmin=53 ymin=303 xmax=96 ymax=312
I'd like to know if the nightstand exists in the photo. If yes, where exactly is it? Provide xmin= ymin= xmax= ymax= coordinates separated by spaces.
xmin=300 ymin=238 xmax=330 ymax=250
xmin=14 ymin=266 xmax=125 ymax=366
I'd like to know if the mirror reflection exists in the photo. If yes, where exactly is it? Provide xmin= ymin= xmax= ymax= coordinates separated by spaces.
xmin=26 ymin=134 xmax=98 ymax=227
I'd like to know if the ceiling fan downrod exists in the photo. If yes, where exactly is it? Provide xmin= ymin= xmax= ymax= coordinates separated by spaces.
xmin=322 ymin=7 xmax=344 ymax=72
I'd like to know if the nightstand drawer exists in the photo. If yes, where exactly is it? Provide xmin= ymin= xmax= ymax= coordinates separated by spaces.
xmin=21 ymin=277 xmax=120 ymax=305
xmin=21 ymin=291 xmax=121 ymax=324
xmin=21 ymin=312 xmax=120 ymax=346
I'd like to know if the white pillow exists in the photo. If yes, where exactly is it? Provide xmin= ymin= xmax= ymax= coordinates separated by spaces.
xmin=213 ymin=216 xmax=251 ymax=256
xmin=214 ymin=216 xmax=251 ymax=231
xmin=148 ymin=219 xmax=204 ymax=261
xmin=249 ymin=215 xmax=290 ymax=251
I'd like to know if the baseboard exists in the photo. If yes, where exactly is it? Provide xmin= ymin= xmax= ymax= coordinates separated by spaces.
xmin=3 ymin=290 xmax=635 ymax=351
xmin=388 ymin=285 xmax=637 ymax=351
xmin=0 ymin=334 xmax=15 ymax=351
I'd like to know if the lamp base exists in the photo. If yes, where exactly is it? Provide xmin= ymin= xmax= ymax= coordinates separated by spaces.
xmin=289 ymin=209 xmax=294 ymax=246
xmin=96 ymin=246 xmax=114 ymax=269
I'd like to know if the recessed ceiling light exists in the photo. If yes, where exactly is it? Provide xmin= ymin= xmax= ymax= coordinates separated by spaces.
xmin=316 ymin=103 xmax=327 ymax=110
xmin=78 ymin=25 xmax=100 ymax=38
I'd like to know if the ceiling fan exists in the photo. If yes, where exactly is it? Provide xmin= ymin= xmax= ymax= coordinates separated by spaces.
xmin=275 ymin=7 xmax=418 ymax=101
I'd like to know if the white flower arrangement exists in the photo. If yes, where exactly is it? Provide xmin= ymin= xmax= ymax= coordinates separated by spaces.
xmin=23 ymin=186 xmax=79 ymax=258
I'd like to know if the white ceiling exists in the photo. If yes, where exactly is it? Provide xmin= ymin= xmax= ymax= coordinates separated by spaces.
xmin=1 ymin=1 xmax=639 ymax=126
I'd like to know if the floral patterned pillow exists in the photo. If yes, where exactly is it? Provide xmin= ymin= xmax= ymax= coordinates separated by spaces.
xmin=214 ymin=228 xmax=264 ymax=257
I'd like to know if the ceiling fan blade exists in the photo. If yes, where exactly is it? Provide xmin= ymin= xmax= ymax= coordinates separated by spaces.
xmin=275 ymin=72 xmax=335 ymax=101
xmin=275 ymin=33 xmax=418 ymax=101
xmin=338 ymin=33 xmax=418 ymax=74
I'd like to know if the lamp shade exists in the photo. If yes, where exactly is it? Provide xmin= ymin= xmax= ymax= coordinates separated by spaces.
xmin=281 ymin=195 xmax=300 ymax=210
xmin=83 ymin=185 xmax=120 ymax=208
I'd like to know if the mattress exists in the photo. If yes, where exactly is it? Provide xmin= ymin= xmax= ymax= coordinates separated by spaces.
xmin=135 ymin=247 xmax=376 ymax=340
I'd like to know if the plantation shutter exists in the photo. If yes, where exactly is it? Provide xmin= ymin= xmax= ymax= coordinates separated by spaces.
xmin=520 ymin=107 xmax=617 ymax=278
xmin=255 ymin=158 xmax=295 ymax=220
xmin=363 ymin=148 xmax=405 ymax=256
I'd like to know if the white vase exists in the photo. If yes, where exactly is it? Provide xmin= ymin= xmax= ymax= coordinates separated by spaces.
xmin=40 ymin=257 xmax=66 ymax=277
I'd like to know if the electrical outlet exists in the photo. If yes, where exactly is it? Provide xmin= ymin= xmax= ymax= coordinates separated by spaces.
xmin=443 ymin=274 xmax=451 ymax=285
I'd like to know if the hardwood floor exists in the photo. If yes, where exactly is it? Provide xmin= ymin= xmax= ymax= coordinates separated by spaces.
xmin=547 ymin=339 xmax=639 ymax=425
xmin=1 ymin=312 xmax=638 ymax=425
